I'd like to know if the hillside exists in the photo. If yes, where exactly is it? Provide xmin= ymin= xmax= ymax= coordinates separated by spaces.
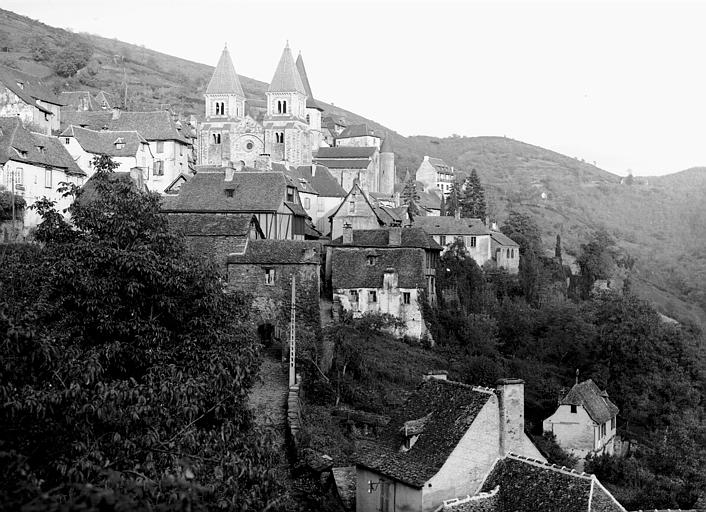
xmin=1 ymin=8 xmax=705 ymax=327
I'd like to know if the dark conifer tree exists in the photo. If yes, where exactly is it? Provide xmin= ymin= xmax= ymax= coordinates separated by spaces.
xmin=460 ymin=169 xmax=487 ymax=219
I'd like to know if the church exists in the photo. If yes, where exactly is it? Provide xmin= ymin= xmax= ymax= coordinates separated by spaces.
xmin=196 ymin=43 xmax=395 ymax=196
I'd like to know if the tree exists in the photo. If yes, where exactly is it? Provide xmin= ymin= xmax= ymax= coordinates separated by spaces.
xmin=0 ymin=157 xmax=281 ymax=510
xmin=445 ymin=180 xmax=461 ymax=217
xmin=459 ymin=169 xmax=487 ymax=219
xmin=54 ymin=36 xmax=93 ymax=77
xmin=401 ymin=172 xmax=420 ymax=218
xmin=576 ymin=228 xmax=616 ymax=298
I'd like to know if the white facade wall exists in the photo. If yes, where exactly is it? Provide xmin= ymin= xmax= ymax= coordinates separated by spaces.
xmin=416 ymin=157 xmax=454 ymax=194
xmin=336 ymin=135 xmax=381 ymax=149
xmin=148 ymin=139 xmax=187 ymax=192
xmin=0 ymin=86 xmax=56 ymax=135
xmin=432 ymin=234 xmax=492 ymax=266
xmin=543 ymin=404 xmax=616 ymax=457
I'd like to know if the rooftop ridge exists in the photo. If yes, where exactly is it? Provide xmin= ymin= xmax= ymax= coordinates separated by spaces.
xmin=442 ymin=485 xmax=500 ymax=509
xmin=506 ymin=453 xmax=593 ymax=480
xmin=472 ymin=385 xmax=496 ymax=395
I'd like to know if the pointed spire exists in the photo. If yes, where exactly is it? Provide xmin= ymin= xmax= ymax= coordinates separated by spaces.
xmin=295 ymin=52 xmax=323 ymax=110
xmin=269 ymin=43 xmax=306 ymax=94
xmin=206 ymin=45 xmax=245 ymax=96
xmin=381 ymin=133 xmax=393 ymax=153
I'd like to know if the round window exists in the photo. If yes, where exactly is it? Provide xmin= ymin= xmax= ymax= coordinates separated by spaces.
xmin=246 ymin=141 xmax=254 ymax=151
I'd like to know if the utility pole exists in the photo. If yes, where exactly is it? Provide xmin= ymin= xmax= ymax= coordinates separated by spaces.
xmin=288 ymin=275 xmax=296 ymax=387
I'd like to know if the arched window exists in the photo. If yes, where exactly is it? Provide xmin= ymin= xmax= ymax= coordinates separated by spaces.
xmin=506 ymin=248 xmax=510 ymax=258
xmin=213 ymin=133 xmax=221 ymax=144
xmin=277 ymin=100 xmax=282 ymax=114
xmin=282 ymin=100 xmax=287 ymax=114
xmin=275 ymin=132 xmax=284 ymax=144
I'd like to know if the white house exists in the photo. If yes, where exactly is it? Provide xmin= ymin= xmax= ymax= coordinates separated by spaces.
xmin=0 ymin=65 xmax=63 ymax=135
xmin=543 ymin=379 xmax=619 ymax=458
xmin=412 ymin=216 xmax=494 ymax=266
xmin=490 ymin=231 xmax=520 ymax=274
xmin=415 ymin=155 xmax=455 ymax=195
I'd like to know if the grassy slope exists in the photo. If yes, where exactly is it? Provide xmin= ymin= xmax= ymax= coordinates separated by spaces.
xmin=2 ymin=8 xmax=705 ymax=326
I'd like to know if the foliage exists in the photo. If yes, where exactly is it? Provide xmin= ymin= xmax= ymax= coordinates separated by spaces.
xmin=444 ymin=180 xmax=461 ymax=217
xmin=532 ymin=432 xmax=578 ymax=468
xmin=54 ymin=36 xmax=93 ymax=77
xmin=459 ymin=168 xmax=487 ymax=219
xmin=0 ymin=190 xmax=26 ymax=221
xmin=575 ymin=228 xmax=617 ymax=298
xmin=401 ymin=174 xmax=421 ymax=217
xmin=0 ymin=159 xmax=281 ymax=510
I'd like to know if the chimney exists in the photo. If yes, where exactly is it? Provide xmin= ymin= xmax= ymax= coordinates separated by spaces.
xmin=423 ymin=370 xmax=448 ymax=381
xmin=423 ymin=155 xmax=429 ymax=162
xmin=224 ymin=166 xmax=235 ymax=181
xmin=312 ymin=164 xmax=317 ymax=177
xmin=255 ymin=153 xmax=272 ymax=171
xmin=342 ymin=223 xmax=353 ymax=245
xmin=111 ymin=107 xmax=121 ymax=120
xmin=454 ymin=209 xmax=461 ymax=220
xmin=382 ymin=267 xmax=398 ymax=291
xmin=496 ymin=378 xmax=525 ymax=456
xmin=485 ymin=216 xmax=490 ymax=227
xmin=389 ymin=224 xmax=402 ymax=247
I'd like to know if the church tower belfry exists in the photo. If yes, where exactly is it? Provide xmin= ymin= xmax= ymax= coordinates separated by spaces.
xmin=204 ymin=45 xmax=246 ymax=121
xmin=264 ymin=42 xmax=312 ymax=166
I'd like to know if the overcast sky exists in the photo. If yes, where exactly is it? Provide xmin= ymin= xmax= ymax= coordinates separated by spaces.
xmin=4 ymin=0 xmax=705 ymax=176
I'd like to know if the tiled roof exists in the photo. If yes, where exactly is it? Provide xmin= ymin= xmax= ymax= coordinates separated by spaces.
xmin=161 ymin=168 xmax=304 ymax=214
xmin=79 ymin=172 xmax=138 ymax=204
xmin=355 ymin=379 xmax=493 ymax=487
xmin=268 ymin=43 xmax=306 ymax=94
xmin=297 ymin=164 xmax=346 ymax=198
xmin=374 ymin=206 xmax=406 ymax=225
xmin=332 ymin=246 xmax=426 ymax=289
xmin=315 ymin=147 xmax=376 ymax=159
xmin=206 ymin=45 xmax=245 ymax=96
xmin=59 ymin=91 xmax=94 ymax=111
xmin=94 ymin=91 xmax=114 ymax=108
xmin=313 ymin=158 xmax=371 ymax=169
xmin=274 ymin=163 xmax=318 ymax=195
xmin=490 ymin=231 xmax=520 ymax=247
xmin=479 ymin=455 xmax=626 ymax=512
xmin=560 ymin=380 xmax=619 ymax=424
xmin=0 ymin=65 xmax=63 ymax=111
xmin=322 ymin=115 xmax=347 ymax=127
xmin=61 ymin=110 xmax=190 ymax=144
xmin=427 ymin=156 xmax=454 ymax=174
xmin=380 ymin=135 xmax=393 ymax=153
xmin=167 ymin=213 xmax=257 ymax=237
xmin=227 ymin=239 xmax=322 ymax=264
xmin=0 ymin=117 xmax=83 ymax=175
xmin=63 ymin=126 xmax=147 ymax=157
xmin=295 ymin=53 xmax=323 ymax=111
xmin=337 ymin=123 xmax=381 ymax=139
xmin=413 ymin=216 xmax=490 ymax=236
xmin=330 ymin=228 xmax=441 ymax=250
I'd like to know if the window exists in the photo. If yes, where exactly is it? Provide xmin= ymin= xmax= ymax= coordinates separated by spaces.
xmin=570 ymin=405 xmax=577 ymax=414
xmin=215 ymin=101 xmax=225 ymax=115
xmin=610 ymin=417 xmax=615 ymax=430
xmin=317 ymin=201 xmax=324 ymax=213
xmin=156 ymin=141 xmax=164 ymax=153
xmin=506 ymin=248 xmax=510 ymax=258
xmin=282 ymin=100 xmax=287 ymax=114
xmin=275 ymin=132 xmax=284 ymax=144
xmin=213 ymin=133 xmax=221 ymax=144
xmin=154 ymin=160 xmax=164 ymax=176
xmin=306 ymin=114 xmax=310 ymax=124
xmin=225 ymin=189 xmax=234 ymax=198
xmin=350 ymin=290 xmax=359 ymax=302
xmin=64 ymin=138 xmax=70 ymax=144
xmin=44 ymin=168 xmax=52 ymax=188
xmin=286 ymin=186 xmax=295 ymax=202
xmin=264 ymin=268 xmax=275 ymax=285
xmin=303 ymin=197 xmax=310 ymax=209
xmin=379 ymin=481 xmax=391 ymax=512
xmin=439 ymin=235 xmax=446 ymax=245
xmin=348 ymin=200 xmax=356 ymax=214
xmin=366 ymin=255 xmax=377 ymax=266
xmin=601 ymin=423 xmax=606 ymax=438
xmin=403 ymin=292 xmax=411 ymax=305
xmin=369 ymin=291 xmax=377 ymax=303
xmin=179 ymin=143 xmax=183 ymax=156
xmin=246 ymin=141 xmax=254 ymax=151
xmin=36 ymin=145 xmax=45 ymax=154
xmin=469 ymin=236 xmax=477 ymax=247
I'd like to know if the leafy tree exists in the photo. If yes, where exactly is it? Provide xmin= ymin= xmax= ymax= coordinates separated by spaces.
xmin=0 ymin=157 xmax=281 ymax=510
xmin=576 ymin=228 xmax=616 ymax=298
xmin=0 ymin=189 xmax=26 ymax=221
xmin=459 ymin=169 xmax=487 ymax=219
xmin=54 ymin=37 xmax=93 ymax=77
xmin=501 ymin=210 xmax=542 ymax=255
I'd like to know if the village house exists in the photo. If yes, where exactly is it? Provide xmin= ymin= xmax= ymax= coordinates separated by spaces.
xmin=415 ymin=155 xmax=455 ymax=195
xmin=226 ymin=239 xmax=323 ymax=346
xmin=543 ymin=379 xmax=619 ymax=458
xmin=490 ymin=231 xmax=520 ymax=274
xmin=60 ymin=125 xmax=154 ymax=181
xmin=0 ymin=117 xmax=86 ymax=230
xmin=0 ymin=65 xmax=63 ymax=135
xmin=354 ymin=377 xmax=546 ymax=512
xmin=61 ymin=109 xmax=192 ymax=189
xmin=59 ymin=90 xmax=114 ymax=112
xmin=161 ymin=166 xmax=309 ymax=240
xmin=296 ymin=163 xmax=346 ymax=224
xmin=327 ymin=226 xmax=440 ymax=340
xmin=412 ymin=216 xmax=494 ymax=266
xmin=167 ymin=213 xmax=264 ymax=270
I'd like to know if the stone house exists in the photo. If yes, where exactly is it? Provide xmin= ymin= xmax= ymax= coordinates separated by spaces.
xmin=0 ymin=117 xmax=86 ymax=229
xmin=60 ymin=126 xmax=154 ymax=182
xmin=314 ymin=146 xmax=379 ymax=194
xmin=297 ymin=163 xmax=346 ymax=224
xmin=59 ymin=90 xmax=114 ymax=112
xmin=167 ymin=213 xmax=264 ymax=270
xmin=490 ymin=231 xmax=520 ymax=274
xmin=412 ymin=216 xmax=493 ymax=266
xmin=226 ymin=239 xmax=323 ymax=345
xmin=336 ymin=123 xmax=382 ymax=149
xmin=415 ymin=155 xmax=455 ymax=195
xmin=0 ymin=65 xmax=63 ymax=135
xmin=328 ymin=183 xmax=390 ymax=241
xmin=327 ymin=226 xmax=440 ymax=340
xmin=355 ymin=377 xmax=546 ymax=512
xmin=61 ymin=109 xmax=192 ymax=190
xmin=161 ymin=166 xmax=309 ymax=240
xmin=543 ymin=379 xmax=619 ymax=458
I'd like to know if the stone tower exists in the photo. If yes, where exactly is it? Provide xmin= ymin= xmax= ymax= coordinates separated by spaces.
xmin=199 ymin=45 xmax=264 ymax=167
xmin=295 ymin=52 xmax=324 ymax=155
xmin=263 ymin=43 xmax=312 ymax=166
xmin=379 ymin=134 xmax=396 ymax=195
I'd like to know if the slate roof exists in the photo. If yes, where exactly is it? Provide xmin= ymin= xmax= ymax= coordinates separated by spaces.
xmin=315 ymin=147 xmax=377 ymax=159
xmin=330 ymin=228 xmax=441 ymax=250
xmin=62 ymin=126 xmax=147 ymax=157
xmin=355 ymin=379 xmax=494 ymax=487
xmin=269 ymin=44 xmax=306 ymax=94
xmin=59 ymin=91 xmax=94 ymax=111
xmin=313 ymin=158 xmax=372 ymax=169
xmin=273 ymin=163 xmax=318 ymax=195
xmin=337 ymin=123 xmax=381 ymax=139
xmin=61 ymin=110 xmax=190 ymax=144
xmin=168 ymin=213 xmax=259 ymax=237
xmin=206 ymin=45 xmax=245 ymax=96
xmin=0 ymin=117 xmax=83 ymax=175
xmin=297 ymin=164 xmax=346 ymax=197
xmin=490 ymin=231 xmax=520 ymax=247
xmin=0 ymin=65 xmax=63 ymax=112
xmin=413 ymin=216 xmax=491 ymax=236
xmin=560 ymin=380 xmax=619 ymax=424
xmin=79 ymin=172 xmax=139 ymax=204
xmin=380 ymin=135 xmax=393 ymax=153
xmin=295 ymin=53 xmax=323 ymax=111
xmin=478 ymin=455 xmax=626 ymax=512
xmin=332 ymin=246 xmax=425 ymax=289
xmin=427 ymin=156 xmax=454 ymax=174
xmin=322 ymin=115 xmax=347 ymax=128
xmin=161 ymin=168 xmax=305 ymax=214
xmin=227 ymin=239 xmax=322 ymax=264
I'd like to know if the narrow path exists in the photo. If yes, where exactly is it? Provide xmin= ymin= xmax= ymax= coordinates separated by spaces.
xmin=248 ymin=355 xmax=289 ymax=449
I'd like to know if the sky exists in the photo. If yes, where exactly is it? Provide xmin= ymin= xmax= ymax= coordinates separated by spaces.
xmin=3 ymin=0 xmax=706 ymax=176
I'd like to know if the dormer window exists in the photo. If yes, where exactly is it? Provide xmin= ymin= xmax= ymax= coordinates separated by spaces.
xmin=36 ymin=145 xmax=45 ymax=154
xmin=114 ymin=138 xmax=125 ymax=150
xmin=286 ymin=186 xmax=295 ymax=202
xmin=225 ymin=189 xmax=234 ymax=198
xmin=16 ymin=81 xmax=23 ymax=90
